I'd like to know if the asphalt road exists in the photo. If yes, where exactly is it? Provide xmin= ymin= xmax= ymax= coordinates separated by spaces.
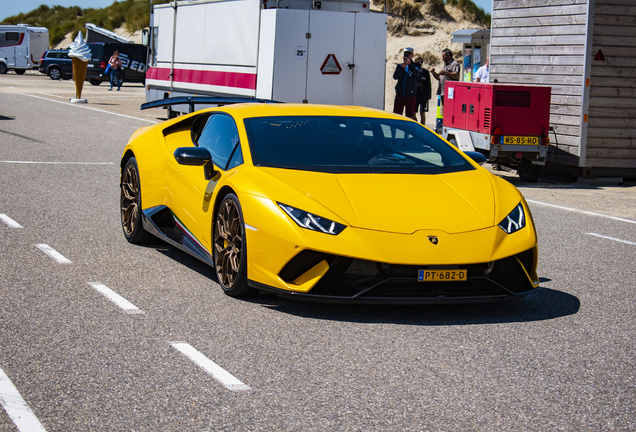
xmin=1 ymin=73 xmax=635 ymax=431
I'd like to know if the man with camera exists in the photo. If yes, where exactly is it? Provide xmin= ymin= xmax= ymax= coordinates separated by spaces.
xmin=393 ymin=47 xmax=421 ymax=119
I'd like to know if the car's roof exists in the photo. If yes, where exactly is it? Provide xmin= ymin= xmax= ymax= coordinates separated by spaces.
xmin=201 ymin=103 xmax=412 ymax=121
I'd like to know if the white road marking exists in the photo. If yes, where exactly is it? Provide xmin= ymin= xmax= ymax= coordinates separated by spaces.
xmin=18 ymin=93 xmax=157 ymax=124
xmin=0 ymin=367 xmax=47 ymax=432
xmin=1 ymin=161 xmax=113 ymax=165
xmin=0 ymin=214 xmax=22 ymax=228
xmin=37 ymin=92 xmax=66 ymax=99
xmin=171 ymin=343 xmax=251 ymax=392
xmin=526 ymin=199 xmax=636 ymax=224
xmin=34 ymin=244 xmax=72 ymax=264
xmin=88 ymin=282 xmax=143 ymax=314
xmin=87 ymin=116 xmax=100 ymax=120
xmin=587 ymin=233 xmax=636 ymax=246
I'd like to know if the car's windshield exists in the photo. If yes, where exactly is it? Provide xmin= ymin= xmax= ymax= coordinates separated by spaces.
xmin=244 ymin=116 xmax=473 ymax=174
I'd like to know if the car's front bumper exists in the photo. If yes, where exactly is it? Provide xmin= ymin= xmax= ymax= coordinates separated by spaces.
xmin=241 ymin=193 xmax=539 ymax=303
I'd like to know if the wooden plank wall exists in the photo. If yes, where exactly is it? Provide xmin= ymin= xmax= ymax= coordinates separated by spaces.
xmin=490 ymin=0 xmax=588 ymax=166
xmin=586 ymin=0 xmax=636 ymax=168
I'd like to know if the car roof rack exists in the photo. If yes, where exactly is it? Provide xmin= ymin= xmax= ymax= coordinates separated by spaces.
xmin=140 ymin=96 xmax=281 ymax=114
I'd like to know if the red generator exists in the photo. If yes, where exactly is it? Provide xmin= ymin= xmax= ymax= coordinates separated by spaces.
xmin=441 ymin=82 xmax=551 ymax=181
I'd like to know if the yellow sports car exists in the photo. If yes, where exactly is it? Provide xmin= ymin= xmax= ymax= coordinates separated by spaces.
xmin=120 ymin=98 xmax=539 ymax=303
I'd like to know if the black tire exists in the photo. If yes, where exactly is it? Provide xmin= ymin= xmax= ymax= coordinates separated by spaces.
xmin=448 ymin=137 xmax=457 ymax=147
xmin=89 ymin=79 xmax=101 ymax=86
xmin=48 ymin=67 xmax=61 ymax=80
xmin=120 ymin=157 xmax=151 ymax=244
xmin=14 ymin=69 xmax=25 ymax=75
xmin=213 ymin=193 xmax=255 ymax=297
xmin=517 ymin=160 xmax=542 ymax=182
xmin=0 ymin=63 xmax=7 ymax=74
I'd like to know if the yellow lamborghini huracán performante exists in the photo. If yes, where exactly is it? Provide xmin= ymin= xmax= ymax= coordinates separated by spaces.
xmin=120 ymin=98 xmax=540 ymax=303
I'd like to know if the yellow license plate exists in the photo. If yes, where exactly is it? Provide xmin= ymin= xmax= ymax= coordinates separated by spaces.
xmin=504 ymin=136 xmax=539 ymax=145
xmin=418 ymin=269 xmax=467 ymax=282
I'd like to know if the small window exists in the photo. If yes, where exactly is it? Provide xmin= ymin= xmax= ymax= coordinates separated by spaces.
xmin=226 ymin=143 xmax=244 ymax=170
xmin=6 ymin=32 xmax=20 ymax=42
xmin=197 ymin=114 xmax=240 ymax=170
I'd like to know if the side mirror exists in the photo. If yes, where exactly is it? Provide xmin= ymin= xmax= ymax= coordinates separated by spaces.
xmin=464 ymin=151 xmax=487 ymax=166
xmin=174 ymin=147 xmax=216 ymax=179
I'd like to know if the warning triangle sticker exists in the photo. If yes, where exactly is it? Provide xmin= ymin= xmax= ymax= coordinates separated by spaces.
xmin=594 ymin=50 xmax=605 ymax=61
xmin=320 ymin=54 xmax=342 ymax=74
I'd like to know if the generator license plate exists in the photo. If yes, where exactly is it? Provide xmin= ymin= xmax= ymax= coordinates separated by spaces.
xmin=504 ymin=136 xmax=539 ymax=145
xmin=418 ymin=269 xmax=467 ymax=282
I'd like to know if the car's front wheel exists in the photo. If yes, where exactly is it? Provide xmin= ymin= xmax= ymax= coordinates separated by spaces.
xmin=48 ymin=67 xmax=61 ymax=80
xmin=213 ymin=193 xmax=255 ymax=297
xmin=121 ymin=157 xmax=151 ymax=244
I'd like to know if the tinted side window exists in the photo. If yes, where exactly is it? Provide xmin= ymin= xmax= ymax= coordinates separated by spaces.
xmin=197 ymin=114 xmax=240 ymax=170
xmin=6 ymin=32 xmax=20 ymax=42
xmin=227 ymin=143 xmax=244 ymax=170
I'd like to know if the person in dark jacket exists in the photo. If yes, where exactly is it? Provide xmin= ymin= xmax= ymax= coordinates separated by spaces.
xmin=393 ymin=47 xmax=420 ymax=119
xmin=414 ymin=55 xmax=432 ymax=125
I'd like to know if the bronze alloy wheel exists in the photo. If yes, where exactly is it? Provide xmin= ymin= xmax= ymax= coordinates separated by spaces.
xmin=213 ymin=194 xmax=253 ymax=296
xmin=214 ymin=198 xmax=243 ymax=287
xmin=120 ymin=158 xmax=149 ymax=243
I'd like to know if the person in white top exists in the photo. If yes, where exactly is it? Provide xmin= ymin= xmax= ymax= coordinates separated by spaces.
xmin=474 ymin=56 xmax=489 ymax=83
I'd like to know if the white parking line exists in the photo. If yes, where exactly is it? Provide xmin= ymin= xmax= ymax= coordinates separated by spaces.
xmin=171 ymin=343 xmax=251 ymax=392
xmin=0 ymin=367 xmax=47 ymax=432
xmin=34 ymin=244 xmax=72 ymax=264
xmin=526 ymin=200 xmax=636 ymax=224
xmin=587 ymin=233 xmax=636 ymax=246
xmin=88 ymin=282 xmax=143 ymax=314
xmin=1 ymin=161 xmax=113 ymax=165
xmin=18 ymin=93 xmax=157 ymax=124
xmin=0 ymin=214 xmax=22 ymax=228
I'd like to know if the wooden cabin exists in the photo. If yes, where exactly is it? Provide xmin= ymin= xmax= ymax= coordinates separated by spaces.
xmin=489 ymin=0 xmax=636 ymax=177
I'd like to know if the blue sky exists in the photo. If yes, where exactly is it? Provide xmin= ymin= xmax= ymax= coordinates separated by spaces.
xmin=1 ymin=0 xmax=494 ymax=23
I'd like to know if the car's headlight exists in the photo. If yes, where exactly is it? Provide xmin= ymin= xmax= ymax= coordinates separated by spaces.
xmin=278 ymin=203 xmax=346 ymax=235
xmin=498 ymin=203 xmax=526 ymax=234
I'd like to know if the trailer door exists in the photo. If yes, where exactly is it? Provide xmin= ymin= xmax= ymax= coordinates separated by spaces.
xmin=14 ymin=47 xmax=28 ymax=68
xmin=305 ymin=11 xmax=355 ymax=105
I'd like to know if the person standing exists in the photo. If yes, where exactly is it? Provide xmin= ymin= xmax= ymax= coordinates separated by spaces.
xmin=430 ymin=48 xmax=460 ymax=104
xmin=430 ymin=48 xmax=459 ymax=132
xmin=108 ymin=50 xmax=122 ymax=91
xmin=393 ymin=47 xmax=421 ymax=119
xmin=474 ymin=56 xmax=490 ymax=83
xmin=413 ymin=56 xmax=432 ymax=125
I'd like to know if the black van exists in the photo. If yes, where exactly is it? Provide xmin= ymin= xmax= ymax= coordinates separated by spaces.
xmin=86 ymin=42 xmax=148 ymax=86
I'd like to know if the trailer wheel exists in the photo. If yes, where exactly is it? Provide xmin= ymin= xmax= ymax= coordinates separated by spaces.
xmin=0 ymin=63 xmax=7 ymax=74
xmin=89 ymin=79 xmax=101 ymax=86
xmin=14 ymin=69 xmax=26 ymax=75
xmin=448 ymin=137 xmax=457 ymax=147
xmin=518 ymin=160 xmax=542 ymax=182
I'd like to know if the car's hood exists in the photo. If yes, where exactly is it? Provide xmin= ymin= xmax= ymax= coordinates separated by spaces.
xmin=259 ymin=168 xmax=496 ymax=234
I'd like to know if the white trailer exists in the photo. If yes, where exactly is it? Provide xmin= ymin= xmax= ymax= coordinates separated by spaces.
xmin=0 ymin=24 xmax=49 ymax=75
xmin=145 ymin=0 xmax=387 ymax=114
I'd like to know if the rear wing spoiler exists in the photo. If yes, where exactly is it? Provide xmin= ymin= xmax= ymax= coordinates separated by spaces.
xmin=140 ymin=96 xmax=281 ymax=114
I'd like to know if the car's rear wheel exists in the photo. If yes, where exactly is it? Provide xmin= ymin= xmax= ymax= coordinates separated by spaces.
xmin=121 ymin=157 xmax=151 ymax=244
xmin=213 ymin=193 xmax=254 ymax=297
xmin=48 ymin=67 xmax=61 ymax=80
xmin=0 ymin=63 xmax=7 ymax=74
xmin=517 ymin=159 xmax=542 ymax=182
xmin=89 ymin=79 xmax=101 ymax=86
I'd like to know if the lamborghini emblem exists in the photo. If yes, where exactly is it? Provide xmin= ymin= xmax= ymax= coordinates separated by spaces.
xmin=428 ymin=236 xmax=439 ymax=245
